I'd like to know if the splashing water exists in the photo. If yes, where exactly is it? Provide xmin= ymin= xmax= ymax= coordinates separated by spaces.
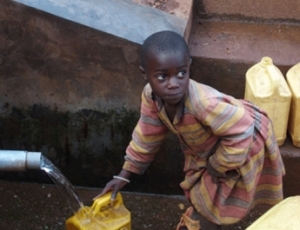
xmin=40 ymin=155 xmax=84 ymax=214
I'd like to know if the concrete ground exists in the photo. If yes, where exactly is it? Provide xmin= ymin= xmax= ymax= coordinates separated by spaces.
xmin=0 ymin=180 xmax=270 ymax=230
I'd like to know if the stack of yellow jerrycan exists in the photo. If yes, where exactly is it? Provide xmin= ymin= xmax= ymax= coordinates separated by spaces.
xmin=66 ymin=192 xmax=131 ymax=230
xmin=286 ymin=63 xmax=300 ymax=148
xmin=246 ymin=196 xmax=300 ymax=230
xmin=244 ymin=57 xmax=292 ymax=146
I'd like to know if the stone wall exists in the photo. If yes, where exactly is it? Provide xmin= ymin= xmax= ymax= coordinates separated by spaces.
xmin=0 ymin=0 xmax=186 ymax=194
xmin=0 ymin=1 xmax=146 ymax=113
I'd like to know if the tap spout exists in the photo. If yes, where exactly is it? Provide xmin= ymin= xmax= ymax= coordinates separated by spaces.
xmin=0 ymin=150 xmax=41 ymax=171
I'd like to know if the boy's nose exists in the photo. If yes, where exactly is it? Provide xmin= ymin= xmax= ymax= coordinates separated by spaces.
xmin=167 ymin=77 xmax=179 ymax=89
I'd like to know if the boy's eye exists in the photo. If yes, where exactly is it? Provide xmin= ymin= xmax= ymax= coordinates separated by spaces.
xmin=157 ymin=74 xmax=166 ymax=80
xmin=177 ymin=71 xmax=186 ymax=77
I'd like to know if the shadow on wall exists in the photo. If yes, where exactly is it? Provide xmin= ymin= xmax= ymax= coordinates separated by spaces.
xmin=0 ymin=104 xmax=185 ymax=195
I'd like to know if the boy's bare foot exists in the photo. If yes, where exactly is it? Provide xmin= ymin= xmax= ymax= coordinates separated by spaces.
xmin=176 ymin=206 xmax=200 ymax=230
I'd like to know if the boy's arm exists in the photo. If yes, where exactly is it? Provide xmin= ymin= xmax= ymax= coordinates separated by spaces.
xmin=95 ymin=88 xmax=168 ymax=200
xmin=123 ymin=89 xmax=169 ymax=174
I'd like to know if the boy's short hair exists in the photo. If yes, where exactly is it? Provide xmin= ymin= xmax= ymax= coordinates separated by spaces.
xmin=141 ymin=30 xmax=190 ymax=68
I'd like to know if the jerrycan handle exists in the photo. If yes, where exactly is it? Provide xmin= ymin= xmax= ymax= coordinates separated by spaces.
xmin=91 ymin=192 xmax=123 ymax=216
xmin=267 ymin=65 xmax=280 ymax=97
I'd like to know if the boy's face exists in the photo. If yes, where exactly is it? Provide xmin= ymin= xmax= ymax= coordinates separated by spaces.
xmin=140 ymin=50 xmax=191 ymax=107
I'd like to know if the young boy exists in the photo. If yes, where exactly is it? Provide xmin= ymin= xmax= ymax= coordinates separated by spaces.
xmin=95 ymin=31 xmax=285 ymax=230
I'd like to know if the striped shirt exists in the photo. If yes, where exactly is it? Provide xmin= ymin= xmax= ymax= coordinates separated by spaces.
xmin=123 ymin=79 xmax=285 ymax=224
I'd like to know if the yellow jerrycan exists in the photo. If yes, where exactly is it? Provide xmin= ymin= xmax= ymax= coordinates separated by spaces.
xmin=246 ymin=196 xmax=300 ymax=230
xmin=66 ymin=192 xmax=131 ymax=230
xmin=244 ymin=57 xmax=291 ymax=146
xmin=286 ymin=63 xmax=300 ymax=148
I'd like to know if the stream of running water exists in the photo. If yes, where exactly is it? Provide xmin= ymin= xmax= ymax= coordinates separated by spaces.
xmin=40 ymin=155 xmax=84 ymax=214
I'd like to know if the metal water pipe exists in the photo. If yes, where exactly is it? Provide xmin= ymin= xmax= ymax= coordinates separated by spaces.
xmin=0 ymin=150 xmax=41 ymax=171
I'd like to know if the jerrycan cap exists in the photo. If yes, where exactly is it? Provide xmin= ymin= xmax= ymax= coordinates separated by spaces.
xmin=260 ymin=56 xmax=273 ymax=66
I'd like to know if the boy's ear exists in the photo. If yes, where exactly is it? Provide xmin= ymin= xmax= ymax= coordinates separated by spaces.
xmin=139 ymin=66 xmax=147 ymax=81
xmin=189 ymin=58 xmax=193 ymax=65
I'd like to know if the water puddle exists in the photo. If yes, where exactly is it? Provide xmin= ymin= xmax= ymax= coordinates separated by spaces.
xmin=40 ymin=155 xmax=84 ymax=214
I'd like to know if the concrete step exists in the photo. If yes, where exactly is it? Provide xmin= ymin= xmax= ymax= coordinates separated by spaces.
xmin=188 ymin=17 xmax=300 ymax=99
xmin=195 ymin=0 xmax=300 ymax=22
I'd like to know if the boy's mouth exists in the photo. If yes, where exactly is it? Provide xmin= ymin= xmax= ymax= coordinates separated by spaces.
xmin=166 ymin=93 xmax=179 ymax=96
xmin=165 ymin=89 xmax=186 ymax=96
xmin=165 ymin=93 xmax=181 ymax=98
xmin=164 ymin=93 xmax=184 ymax=103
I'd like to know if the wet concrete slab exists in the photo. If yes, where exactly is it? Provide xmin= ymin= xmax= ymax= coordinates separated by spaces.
xmin=0 ymin=180 xmax=271 ymax=230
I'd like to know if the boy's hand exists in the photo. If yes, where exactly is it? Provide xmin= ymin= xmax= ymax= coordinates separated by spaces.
xmin=93 ymin=178 xmax=127 ymax=201
xmin=93 ymin=169 xmax=132 ymax=201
